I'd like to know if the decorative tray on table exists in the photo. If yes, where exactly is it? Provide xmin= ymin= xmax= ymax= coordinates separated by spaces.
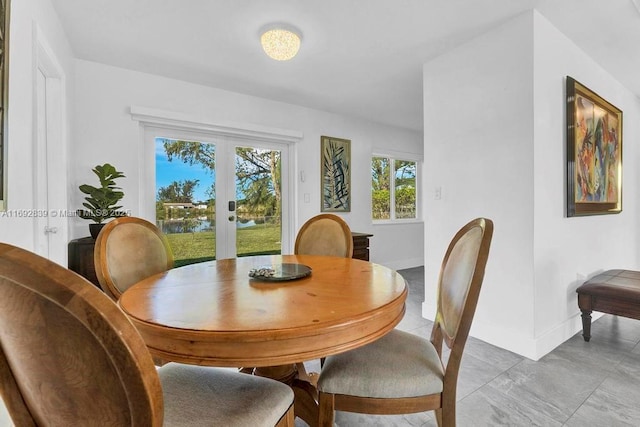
xmin=248 ymin=263 xmax=312 ymax=282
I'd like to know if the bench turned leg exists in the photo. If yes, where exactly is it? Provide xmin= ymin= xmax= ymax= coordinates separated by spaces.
xmin=580 ymin=309 xmax=592 ymax=342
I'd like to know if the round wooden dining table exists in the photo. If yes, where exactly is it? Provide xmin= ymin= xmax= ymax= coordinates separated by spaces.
xmin=119 ymin=254 xmax=407 ymax=426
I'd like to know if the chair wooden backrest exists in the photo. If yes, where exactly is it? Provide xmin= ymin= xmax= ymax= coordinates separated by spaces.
xmin=430 ymin=217 xmax=493 ymax=417
xmin=94 ymin=216 xmax=174 ymax=300
xmin=0 ymin=243 xmax=163 ymax=426
xmin=294 ymin=214 xmax=353 ymax=258
xmin=316 ymin=217 xmax=493 ymax=426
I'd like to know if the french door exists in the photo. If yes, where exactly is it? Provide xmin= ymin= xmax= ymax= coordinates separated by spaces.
xmin=145 ymin=127 xmax=290 ymax=264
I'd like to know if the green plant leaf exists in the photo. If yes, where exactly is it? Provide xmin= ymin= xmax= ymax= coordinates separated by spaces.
xmin=79 ymin=163 xmax=126 ymax=223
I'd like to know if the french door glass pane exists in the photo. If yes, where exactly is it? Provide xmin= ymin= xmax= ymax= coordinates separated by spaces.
xmin=235 ymin=147 xmax=282 ymax=257
xmin=155 ymin=137 xmax=216 ymax=266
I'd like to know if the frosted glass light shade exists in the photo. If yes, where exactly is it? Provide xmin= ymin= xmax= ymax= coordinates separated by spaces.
xmin=260 ymin=28 xmax=301 ymax=61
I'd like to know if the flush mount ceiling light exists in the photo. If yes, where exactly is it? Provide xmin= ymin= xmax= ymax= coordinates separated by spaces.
xmin=260 ymin=25 xmax=301 ymax=61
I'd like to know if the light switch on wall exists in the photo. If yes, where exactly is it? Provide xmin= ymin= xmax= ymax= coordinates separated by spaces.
xmin=434 ymin=186 xmax=442 ymax=200
xmin=304 ymin=193 xmax=310 ymax=203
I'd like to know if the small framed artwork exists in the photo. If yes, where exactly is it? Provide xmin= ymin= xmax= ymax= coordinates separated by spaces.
xmin=566 ymin=76 xmax=622 ymax=217
xmin=321 ymin=135 xmax=351 ymax=212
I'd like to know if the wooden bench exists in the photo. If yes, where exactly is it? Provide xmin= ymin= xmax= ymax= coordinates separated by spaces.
xmin=576 ymin=269 xmax=640 ymax=341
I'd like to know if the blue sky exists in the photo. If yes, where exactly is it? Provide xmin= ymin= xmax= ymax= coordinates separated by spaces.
xmin=155 ymin=138 xmax=214 ymax=203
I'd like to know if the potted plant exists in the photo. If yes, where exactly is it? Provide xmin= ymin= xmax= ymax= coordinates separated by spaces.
xmin=77 ymin=163 xmax=127 ymax=238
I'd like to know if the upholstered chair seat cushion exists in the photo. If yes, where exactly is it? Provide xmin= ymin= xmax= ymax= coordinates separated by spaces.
xmin=159 ymin=363 xmax=294 ymax=426
xmin=317 ymin=329 xmax=444 ymax=398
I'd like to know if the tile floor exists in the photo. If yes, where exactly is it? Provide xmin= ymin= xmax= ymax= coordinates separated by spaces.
xmin=295 ymin=266 xmax=640 ymax=427
xmin=1 ymin=266 xmax=639 ymax=426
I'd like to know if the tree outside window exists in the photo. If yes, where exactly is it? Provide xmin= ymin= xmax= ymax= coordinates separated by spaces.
xmin=371 ymin=156 xmax=417 ymax=221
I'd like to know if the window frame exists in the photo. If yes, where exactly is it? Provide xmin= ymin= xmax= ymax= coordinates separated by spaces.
xmin=130 ymin=106 xmax=302 ymax=255
xmin=371 ymin=152 xmax=422 ymax=224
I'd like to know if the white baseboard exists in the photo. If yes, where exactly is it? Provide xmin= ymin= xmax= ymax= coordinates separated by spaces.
xmin=421 ymin=302 xmax=598 ymax=360
xmin=532 ymin=313 xmax=585 ymax=359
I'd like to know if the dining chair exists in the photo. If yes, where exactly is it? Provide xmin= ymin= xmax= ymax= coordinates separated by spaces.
xmin=0 ymin=243 xmax=295 ymax=426
xmin=94 ymin=216 xmax=174 ymax=301
xmin=292 ymin=213 xmax=354 ymax=375
xmin=294 ymin=213 xmax=353 ymax=258
xmin=316 ymin=217 xmax=494 ymax=427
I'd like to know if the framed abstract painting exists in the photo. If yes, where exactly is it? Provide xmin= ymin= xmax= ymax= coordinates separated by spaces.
xmin=566 ymin=76 xmax=622 ymax=217
xmin=321 ymin=135 xmax=350 ymax=212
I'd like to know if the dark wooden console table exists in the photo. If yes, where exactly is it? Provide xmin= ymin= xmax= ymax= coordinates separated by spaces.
xmin=69 ymin=232 xmax=374 ymax=285
xmin=351 ymin=232 xmax=373 ymax=261
xmin=68 ymin=237 xmax=100 ymax=287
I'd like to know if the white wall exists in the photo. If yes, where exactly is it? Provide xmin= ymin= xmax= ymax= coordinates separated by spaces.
xmin=0 ymin=0 xmax=73 ymax=260
xmin=423 ymin=11 xmax=536 ymax=355
xmin=531 ymin=11 xmax=640 ymax=356
xmin=423 ymin=10 xmax=640 ymax=360
xmin=71 ymin=60 xmax=424 ymax=269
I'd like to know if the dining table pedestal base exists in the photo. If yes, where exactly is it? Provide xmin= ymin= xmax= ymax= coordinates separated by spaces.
xmin=253 ymin=364 xmax=298 ymax=384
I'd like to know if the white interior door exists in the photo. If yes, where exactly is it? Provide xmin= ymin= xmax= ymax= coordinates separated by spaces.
xmin=34 ymin=33 xmax=67 ymax=265
xmin=34 ymin=69 xmax=50 ymax=258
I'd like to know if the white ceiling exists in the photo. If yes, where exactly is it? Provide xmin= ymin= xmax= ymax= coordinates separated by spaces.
xmin=50 ymin=0 xmax=640 ymax=132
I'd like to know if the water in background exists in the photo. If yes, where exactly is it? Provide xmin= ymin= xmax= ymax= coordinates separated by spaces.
xmin=158 ymin=218 xmax=257 ymax=234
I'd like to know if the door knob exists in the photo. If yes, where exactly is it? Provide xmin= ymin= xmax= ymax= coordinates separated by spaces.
xmin=228 ymin=215 xmax=235 ymax=222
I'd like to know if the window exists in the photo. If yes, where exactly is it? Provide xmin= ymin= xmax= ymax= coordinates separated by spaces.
xmin=371 ymin=156 xmax=418 ymax=221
